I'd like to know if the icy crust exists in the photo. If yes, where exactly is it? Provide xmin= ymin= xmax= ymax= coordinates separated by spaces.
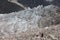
xmin=0 ymin=5 xmax=58 ymax=35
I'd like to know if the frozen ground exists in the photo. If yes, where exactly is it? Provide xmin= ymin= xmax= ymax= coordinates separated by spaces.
xmin=0 ymin=5 xmax=60 ymax=40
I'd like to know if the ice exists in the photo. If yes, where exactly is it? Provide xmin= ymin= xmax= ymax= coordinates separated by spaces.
xmin=0 ymin=5 xmax=58 ymax=35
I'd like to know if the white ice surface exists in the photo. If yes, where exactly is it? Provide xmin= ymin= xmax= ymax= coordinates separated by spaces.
xmin=0 ymin=5 xmax=58 ymax=35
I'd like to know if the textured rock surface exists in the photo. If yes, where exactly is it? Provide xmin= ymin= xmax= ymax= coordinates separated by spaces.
xmin=0 ymin=5 xmax=60 ymax=40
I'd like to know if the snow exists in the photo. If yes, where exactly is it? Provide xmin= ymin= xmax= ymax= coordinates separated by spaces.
xmin=0 ymin=5 xmax=58 ymax=35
